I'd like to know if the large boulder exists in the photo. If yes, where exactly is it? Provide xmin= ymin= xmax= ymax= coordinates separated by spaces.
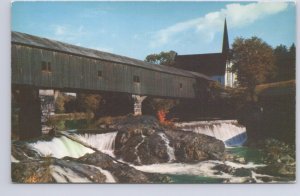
xmin=165 ymin=129 xmax=225 ymax=162
xmin=115 ymin=128 xmax=170 ymax=165
xmin=114 ymin=115 xmax=225 ymax=164
xmin=78 ymin=152 xmax=169 ymax=183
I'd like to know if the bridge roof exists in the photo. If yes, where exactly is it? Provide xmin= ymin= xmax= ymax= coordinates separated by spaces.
xmin=12 ymin=31 xmax=212 ymax=81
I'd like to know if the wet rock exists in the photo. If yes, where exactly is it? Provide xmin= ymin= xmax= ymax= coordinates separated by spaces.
xmin=280 ymin=155 xmax=294 ymax=164
xmin=11 ymin=158 xmax=54 ymax=183
xmin=114 ymin=115 xmax=225 ymax=164
xmin=256 ymin=163 xmax=295 ymax=179
xmin=78 ymin=151 xmax=161 ymax=183
xmin=115 ymin=129 xmax=169 ymax=165
xmin=212 ymin=164 xmax=233 ymax=174
xmin=165 ymin=129 xmax=225 ymax=162
xmin=54 ymin=159 xmax=107 ymax=183
xmin=232 ymin=168 xmax=252 ymax=177
xmin=11 ymin=141 xmax=41 ymax=161
xmin=11 ymin=156 xmax=109 ymax=183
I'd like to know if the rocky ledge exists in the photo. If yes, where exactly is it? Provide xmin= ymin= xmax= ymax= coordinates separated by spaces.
xmin=11 ymin=142 xmax=170 ymax=183
xmin=113 ymin=115 xmax=225 ymax=165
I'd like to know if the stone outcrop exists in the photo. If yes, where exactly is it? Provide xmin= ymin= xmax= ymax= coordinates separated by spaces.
xmin=114 ymin=115 xmax=225 ymax=164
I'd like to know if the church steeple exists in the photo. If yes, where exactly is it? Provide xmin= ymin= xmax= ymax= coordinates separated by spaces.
xmin=222 ymin=18 xmax=229 ymax=55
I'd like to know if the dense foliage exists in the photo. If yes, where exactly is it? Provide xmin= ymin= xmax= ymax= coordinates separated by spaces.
xmin=273 ymin=44 xmax=296 ymax=82
xmin=145 ymin=50 xmax=177 ymax=66
xmin=231 ymin=37 xmax=276 ymax=100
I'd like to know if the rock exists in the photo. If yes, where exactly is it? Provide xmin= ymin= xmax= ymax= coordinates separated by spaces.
xmin=114 ymin=116 xmax=171 ymax=165
xmin=11 ymin=159 xmax=54 ymax=183
xmin=11 ymin=141 xmax=41 ymax=161
xmin=165 ymin=129 xmax=225 ymax=162
xmin=11 ymin=156 xmax=109 ymax=183
xmin=280 ymin=155 xmax=294 ymax=164
xmin=232 ymin=168 xmax=252 ymax=177
xmin=78 ymin=151 xmax=162 ymax=183
xmin=256 ymin=163 xmax=296 ymax=179
xmin=115 ymin=129 xmax=169 ymax=165
xmin=54 ymin=159 xmax=107 ymax=183
xmin=114 ymin=115 xmax=225 ymax=164
xmin=212 ymin=164 xmax=233 ymax=174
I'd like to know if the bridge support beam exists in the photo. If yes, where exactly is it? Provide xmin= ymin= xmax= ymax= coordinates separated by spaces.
xmin=132 ymin=95 xmax=147 ymax=116
xmin=54 ymin=90 xmax=60 ymax=102
xmin=19 ymin=86 xmax=42 ymax=140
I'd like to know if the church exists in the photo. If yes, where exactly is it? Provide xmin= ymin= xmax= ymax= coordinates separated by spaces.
xmin=173 ymin=19 xmax=237 ymax=87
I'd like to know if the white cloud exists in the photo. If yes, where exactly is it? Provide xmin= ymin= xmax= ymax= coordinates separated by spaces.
xmin=150 ymin=2 xmax=289 ymax=48
xmin=54 ymin=25 xmax=67 ymax=36
xmin=51 ymin=24 xmax=87 ymax=42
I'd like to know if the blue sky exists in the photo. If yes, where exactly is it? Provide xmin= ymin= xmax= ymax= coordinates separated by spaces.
xmin=12 ymin=1 xmax=296 ymax=60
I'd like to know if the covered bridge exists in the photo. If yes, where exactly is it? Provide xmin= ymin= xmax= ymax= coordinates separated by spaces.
xmin=11 ymin=31 xmax=213 ymax=139
xmin=12 ymin=31 xmax=212 ymax=99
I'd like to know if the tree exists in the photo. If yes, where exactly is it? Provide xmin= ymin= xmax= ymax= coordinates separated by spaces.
xmin=145 ymin=50 xmax=177 ymax=66
xmin=273 ymin=44 xmax=296 ymax=81
xmin=76 ymin=93 xmax=102 ymax=113
xmin=231 ymin=37 xmax=276 ymax=100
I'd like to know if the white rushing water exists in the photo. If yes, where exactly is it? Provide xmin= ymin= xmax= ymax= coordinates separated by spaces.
xmin=88 ymin=165 xmax=116 ymax=183
xmin=158 ymin=132 xmax=176 ymax=162
xmin=50 ymin=164 xmax=116 ymax=183
xmin=175 ymin=120 xmax=247 ymax=147
xmin=72 ymin=132 xmax=118 ymax=157
xmin=29 ymin=136 xmax=95 ymax=158
xmin=133 ymin=160 xmax=267 ymax=183
xmin=135 ymin=133 xmax=145 ymax=164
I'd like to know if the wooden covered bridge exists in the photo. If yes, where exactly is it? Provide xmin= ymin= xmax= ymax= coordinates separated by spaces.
xmin=11 ymin=31 xmax=213 ymax=139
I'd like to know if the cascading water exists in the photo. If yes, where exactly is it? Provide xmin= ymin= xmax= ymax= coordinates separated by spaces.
xmin=158 ymin=132 xmax=176 ymax=162
xmin=132 ymin=160 xmax=267 ymax=183
xmin=175 ymin=120 xmax=247 ymax=147
xmin=29 ymin=136 xmax=95 ymax=158
xmin=134 ymin=133 xmax=145 ymax=164
xmin=72 ymin=132 xmax=118 ymax=157
xmin=27 ymin=133 xmax=117 ymax=183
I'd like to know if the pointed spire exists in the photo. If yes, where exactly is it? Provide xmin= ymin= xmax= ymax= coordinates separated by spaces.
xmin=222 ymin=18 xmax=229 ymax=55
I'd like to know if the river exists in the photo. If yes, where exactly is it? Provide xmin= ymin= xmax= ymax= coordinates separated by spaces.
xmin=13 ymin=119 xmax=295 ymax=183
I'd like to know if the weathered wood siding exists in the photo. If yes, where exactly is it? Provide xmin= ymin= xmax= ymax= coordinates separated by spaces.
xmin=12 ymin=44 xmax=197 ymax=98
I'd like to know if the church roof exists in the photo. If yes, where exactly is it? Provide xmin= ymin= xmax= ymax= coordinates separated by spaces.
xmin=174 ymin=53 xmax=227 ymax=76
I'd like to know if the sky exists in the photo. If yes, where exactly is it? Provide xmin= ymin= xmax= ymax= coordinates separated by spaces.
xmin=12 ymin=1 xmax=296 ymax=60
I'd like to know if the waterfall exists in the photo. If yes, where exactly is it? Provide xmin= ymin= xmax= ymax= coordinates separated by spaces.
xmin=29 ymin=136 xmax=95 ymax=158
xmin=135 ymin=133 xmax=145 ymax=164
xmin=175 ymin=120 xmax=247 ymax=147
xmin=72 ymin=132 xmax=118 ymax=157
xmin=158 ymin=132 xmax=176 ymax=162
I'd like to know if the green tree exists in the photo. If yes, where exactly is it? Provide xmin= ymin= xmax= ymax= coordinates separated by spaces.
xmin=273 ymin=44 xmax=296 ymax=81
xmin=76 ymin=93 xmax=102 ymax=113
xmin=145 ymin=50 xmax=177 ymax=65
xmin=231 ymin=37 xmax=276 ymax=100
